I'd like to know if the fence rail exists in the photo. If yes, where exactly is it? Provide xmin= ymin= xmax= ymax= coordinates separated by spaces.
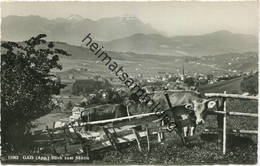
xmin=205 ymin=93 xmax=258 ymax=100
xmin=204 ymin=128 xmax=258 ymax=134
xmin=82 ymin=112 xmax=157 ymax=125
xmin=204 ymin=91 xmax=258 ymax=155
xmin=47 ymin=91 xmax=258 ymax=155
xmin=210 ymin=111 xmax=258 ymax=117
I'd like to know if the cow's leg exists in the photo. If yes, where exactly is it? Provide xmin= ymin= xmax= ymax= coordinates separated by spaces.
xmin=176 ymin=128 xmax=186 ymax=145
xmin=183 ymin=127 xmax=188 ymax=137
xmin=183 ymin=126 xmax=193 ymax=146
xmin=157 ymin=120 xmax=165 ymax=143
xmin=190 ymin=126 xmax=195 ymax=136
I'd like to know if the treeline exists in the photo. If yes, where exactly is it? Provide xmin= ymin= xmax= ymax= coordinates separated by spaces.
xmin=72 ymin=79 xmax=112 ymax=95
xmin=240 ymin=72 xmax=258 ymax=95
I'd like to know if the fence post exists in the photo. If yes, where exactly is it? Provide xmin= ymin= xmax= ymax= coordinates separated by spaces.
xmin=222 ymin=91 xmax=227 ymax=155
xmin=146 ymin=125 xmax=150 ymax=152
xmin=103 ymin=127 xmax=119 ymax=151
xmin=216 ymin=98 xmax=224 ymax=149
xmin=127 ymin=104 xmax=143 ymax=151
xmin=132 ymin=128 xmax=142 ymax=152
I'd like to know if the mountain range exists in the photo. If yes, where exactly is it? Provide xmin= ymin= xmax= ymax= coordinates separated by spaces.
xmin=2 ymin=15 xmax=258 ymax=56
xmin=2 ymin=15 xmax=163 ymax=44
xmin=100 ymin=31 xmax=257 ymax=56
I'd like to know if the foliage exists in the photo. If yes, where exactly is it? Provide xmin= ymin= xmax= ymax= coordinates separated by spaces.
xmin=66 ymin=100 xmax=74 ymax=110
xmin=71 ymin=79 xmax=112 ymax=95
xmin=1 ymin=34 xmax=70 ymax=153
xmin=184 ymin=77 xmax=195 ymax=87
xmin=240 ymin=73 xmax=258 ymax=95
xmin=207 ymin=74 xmax=214 ymax=80
xmin=168 ymin=76 xmax=178 ymax=82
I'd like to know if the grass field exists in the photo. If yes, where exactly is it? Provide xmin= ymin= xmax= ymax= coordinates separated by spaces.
xmin=199 ymin=77 xmax=243 ymax=94
xmin=91 ymin=99 xmax=258 ymax=164
xmin=30 ymin=81 xmax=258 ymax=164
xmin=94 ymin=135 xmax=256 ymax=164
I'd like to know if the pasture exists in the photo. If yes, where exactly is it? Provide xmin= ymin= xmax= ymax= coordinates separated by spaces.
xmin=30 ymin=90 xmax=258 ymax=164
xmin=82 ymin=96 xmax=257 ymax=165
xmin=90 ymin=99 xmax=257 ymax=164
xmin=199 ymin=77 xmax=243 ymax=94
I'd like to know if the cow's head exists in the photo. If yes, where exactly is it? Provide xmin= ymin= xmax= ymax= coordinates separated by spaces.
xmin=189 ymin=99 xmax=216 ymax=125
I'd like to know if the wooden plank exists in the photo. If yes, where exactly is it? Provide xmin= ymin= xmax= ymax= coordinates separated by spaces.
xmin=84 ymin=112 xmax=157 ymax=125
xmin=215 ymin=93 xmax=225 ymax=151
xmin=126 ymin=105 xmax=131 ymax=118
xmin=91 ymin=131 xmax=160 ymax=151
xmin=157 ymin=122 xmax=162 ymax=143
xmin=45 ymin=113 xmax=161 ymax=131
xmin=228 ymin=112 xmax=258 ymax=117
xmin=132 ymin=129 xmax=142 ymax=151
xmin=233 ymin=129 xmax=258 ymax=134
xmin=204 ymin=128 xmax=258 ymax=134
xmin=107 ymin=124 xmax=138 ymax=133
xmin=33 ymin=138 xmax=65 ymax=143
xmin=112 ymin=114 xmax=160 ymax=128
xmin=107 ymin=123 xmax=168 ymax=134
xmin=151 ymin=90 xmax=201 ymax=95
xmin=209 ymin=111 xmax=226 ymax=115
xmin=223 ymin=91 xmax=227 ymax=155
xmin=103 ymin=127 xmax=119 ymax=151
xmin=205 ymin=93 xmax=258 ymax=100
xmin=146 ymin=126 xmax=150 ymax=151
xmin=210 ymin=111 xmax=258 ymax=117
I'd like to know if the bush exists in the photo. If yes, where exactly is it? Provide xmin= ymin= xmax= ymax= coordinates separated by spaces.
xmin=66 ymin=100 xmax=73 ymax=110
xmin=1 ymin=34 xmax=69 ymax=153
xmin=71 ymin=79 xmax=112 ymax=95
xmin=240 ymin=73 xmax=258 ymax=95
xmin=184 ymin=77 xmax=196 ymax=87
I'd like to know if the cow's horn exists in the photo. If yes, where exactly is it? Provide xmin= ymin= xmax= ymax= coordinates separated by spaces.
xmin=185 ymin=104 xmax=193 ymax=110
xmin=207 ymin=100 xmax=216 ymax=109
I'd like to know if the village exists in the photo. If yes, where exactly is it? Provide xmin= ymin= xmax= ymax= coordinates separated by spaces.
xmin=1 ymin=2 xmax=258 ymax=164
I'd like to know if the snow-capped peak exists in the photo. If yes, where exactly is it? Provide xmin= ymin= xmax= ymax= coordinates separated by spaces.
xmin=66 ymin=14 xmax=83 ymax=22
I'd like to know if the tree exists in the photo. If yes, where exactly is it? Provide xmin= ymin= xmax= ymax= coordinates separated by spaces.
xmin=71 ymin=79 xmax=112 ymax=95
xmin=184 ymin=77 xmax=195 ymax=87
xmin=1 ymin=34 xmax=70 ymax=153
xmin=168 ymin=76 xmax=178 ymax=82
xmin=66 ymin=100 xmax=74 ymax=110
xmin=207 ymin=74 xmax=214 ymax=81
xmin=240 ymin=73 xmax=258 ymax=95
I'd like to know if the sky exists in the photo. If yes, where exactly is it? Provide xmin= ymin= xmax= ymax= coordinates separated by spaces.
xmin=1 ymin=1 xmax=258 ymax=36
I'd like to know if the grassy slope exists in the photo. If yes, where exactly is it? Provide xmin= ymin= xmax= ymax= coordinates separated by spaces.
xmin=199 ymin=77 xmax=243 ymax=94
xmin=93 ymin=99 xmax=257 ymax=164
xmin=94 ymin=77 xmax=257 ymax=164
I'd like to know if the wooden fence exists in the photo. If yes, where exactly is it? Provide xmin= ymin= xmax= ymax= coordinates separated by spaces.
xmin=40 ymin=111 xmax=165 ymax=153
xmin=204 ymin=91 xmax=258 ymax=155
xmin=81 ymin=111 xmax=165 ymax=152
xmin=40 ymin=91 xmax=258 ymax=155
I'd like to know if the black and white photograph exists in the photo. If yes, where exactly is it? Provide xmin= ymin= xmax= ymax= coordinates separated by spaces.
xmin=1 ymin=1 xmax=259 ymax=164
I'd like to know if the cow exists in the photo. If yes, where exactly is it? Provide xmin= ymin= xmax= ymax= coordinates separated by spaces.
xmin=163 ymin=104 xmax=197 ymax=145
xmin=152 ymin=90 xmax=217 ymax=125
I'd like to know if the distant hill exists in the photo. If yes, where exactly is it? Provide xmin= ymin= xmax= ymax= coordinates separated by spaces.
xmin=185 ymin=52 xmax=258 ymax=73
xmin=201 ymin=52 xmax=258 ymax=72
xmin=100 ymin=30 xmax=258 ymax=56
xmin=199 ymin=77 xmax=244 ymax=94
xmin=2 ymin=41 xmax=257 ymax=79
xmin=2 ymin=15 xmax=164 ymax=44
